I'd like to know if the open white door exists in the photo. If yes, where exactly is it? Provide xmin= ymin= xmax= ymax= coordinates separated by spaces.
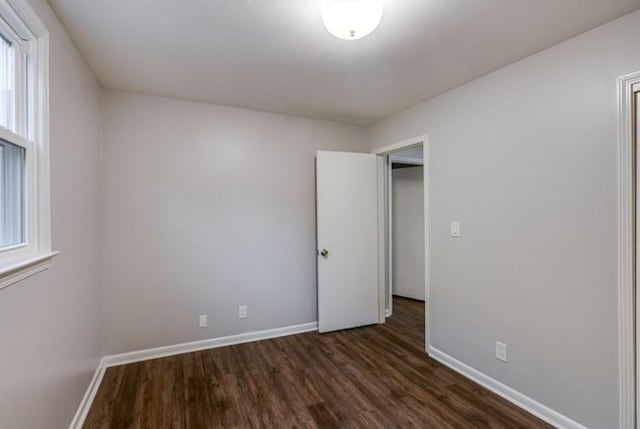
xmin=316 ymin=151 xmax=379 ymax=333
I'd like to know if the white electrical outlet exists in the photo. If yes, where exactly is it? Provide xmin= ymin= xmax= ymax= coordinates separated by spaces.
xmin=199 ymin=315 xmax=207 ymax=328
xmin=496 ymin=341 xmax=507 ymax=362
xmin=239 ymin=305 xmax=248 ymax=319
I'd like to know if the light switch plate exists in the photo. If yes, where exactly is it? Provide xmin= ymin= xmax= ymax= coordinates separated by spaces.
xmin=450 ymin=221 xmax=461 ymax=237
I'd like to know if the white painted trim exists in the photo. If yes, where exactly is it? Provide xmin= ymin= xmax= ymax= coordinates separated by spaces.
xmin=376 ymin=155 xmax=387 ymax=323
xmin=69 ymin=321 xmax=319 ymax=428
xmin=0 ymin=0 xmax=54 ymax=289
xmin=6 ymin=0 xmax=48 ymax=37
xmin=103 ymin=322 xmax=318 ymax=367
xmin=617 ymin=70 xmax=640 ymax=429
xmin=372 ymin=135 xmax=425 ymax=155
xmin=0 ymin=250 xmax=57 ymax=290
xmin=68 ymin=358 xmax=107 ymax=429
xmin=423 ymin=139 xmax=431 ymax=345
xmin=0 ymin=126 xmax=30 ymax=149
xmin=390 ymin=155 xmax=424 ymax=166
xmin=387 ymin=154 xmax=393 ymax=316
xmin=373 ymin=134 xmax=430 ymax=349
xmin=428 ymin=346 xmax=587 ymax=429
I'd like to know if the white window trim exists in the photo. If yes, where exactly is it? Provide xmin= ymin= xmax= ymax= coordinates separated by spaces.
xmin=0 ymin=0 xmax=56 ymax=291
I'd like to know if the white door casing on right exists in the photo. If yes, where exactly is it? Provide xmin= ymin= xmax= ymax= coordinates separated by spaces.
xmin=316 ymin=151 xmax=379 ymax=333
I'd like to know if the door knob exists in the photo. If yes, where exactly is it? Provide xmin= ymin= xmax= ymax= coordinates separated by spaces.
xmin=320 ymin=249 xmax=329 ymax=259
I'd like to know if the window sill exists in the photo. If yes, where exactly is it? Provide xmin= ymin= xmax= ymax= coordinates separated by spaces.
xmin=0 ymin=251 xmax=59 ymax=291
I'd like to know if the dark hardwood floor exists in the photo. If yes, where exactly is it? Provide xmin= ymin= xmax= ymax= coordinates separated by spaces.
xmin=85 ymin=297 xmax=551 ymax=428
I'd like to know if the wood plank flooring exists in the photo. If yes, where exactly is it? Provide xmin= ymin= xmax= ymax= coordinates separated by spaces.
xmin=84 ymin=297 xmax=551 ymax=428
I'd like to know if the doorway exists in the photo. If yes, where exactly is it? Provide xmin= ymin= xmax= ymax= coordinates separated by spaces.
xmin=373 ymin=135 xmax=430 ymax=350
xmin=390 ymin=148 xmax=425 ymax=301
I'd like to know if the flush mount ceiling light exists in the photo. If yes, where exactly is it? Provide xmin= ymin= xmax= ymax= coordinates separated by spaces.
xmin=322 ymin=0 xmax=383 ymax=40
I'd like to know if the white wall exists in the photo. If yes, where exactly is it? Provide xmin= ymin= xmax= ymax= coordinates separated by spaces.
xmin=100 ymin=90 xmax=368 ymax=354
xmin=369 ymin=10 xmax=640 ymax=428
xmin=0 ymin=1 xmax=101 ymax=428
xmin=392 ymin=166 xmax=425 ymax=301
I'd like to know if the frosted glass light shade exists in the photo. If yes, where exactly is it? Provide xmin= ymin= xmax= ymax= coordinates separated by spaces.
xmin=322 ymin=0 xmax=383 ymax=40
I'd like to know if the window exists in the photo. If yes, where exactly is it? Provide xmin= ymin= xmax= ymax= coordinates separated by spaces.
xmin=0 ymin=0 xmax=55 ymax=290
xmin=0 ymin=34 xmax=14 ymax=130
xmin=0 ymin=139 xmax=25 ymax=249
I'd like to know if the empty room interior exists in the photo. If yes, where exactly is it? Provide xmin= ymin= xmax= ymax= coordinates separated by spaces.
xmin=2 ymin=0 xmax=640 ymax=428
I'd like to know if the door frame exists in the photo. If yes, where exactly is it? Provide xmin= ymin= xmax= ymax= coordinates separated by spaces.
xmin=617 ymin=71 xmax=640 ymax=429
xmin=373 ymin=134 xmax=430 ymax=350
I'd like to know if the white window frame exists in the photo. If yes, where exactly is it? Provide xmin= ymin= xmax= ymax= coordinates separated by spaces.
xmin=0 ymin=0 xmax=56 ymax=291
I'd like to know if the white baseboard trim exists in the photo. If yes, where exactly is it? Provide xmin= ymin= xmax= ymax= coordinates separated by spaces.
xmin=103 ymin=322 xmax=318 ymax=367
xmin=69 ymin=321 xmax=318 ymax=428
xmin=68 ymin=358 xmax=107 ymax=429
xmin=427 ymin=346 xmax=587 ymax=429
